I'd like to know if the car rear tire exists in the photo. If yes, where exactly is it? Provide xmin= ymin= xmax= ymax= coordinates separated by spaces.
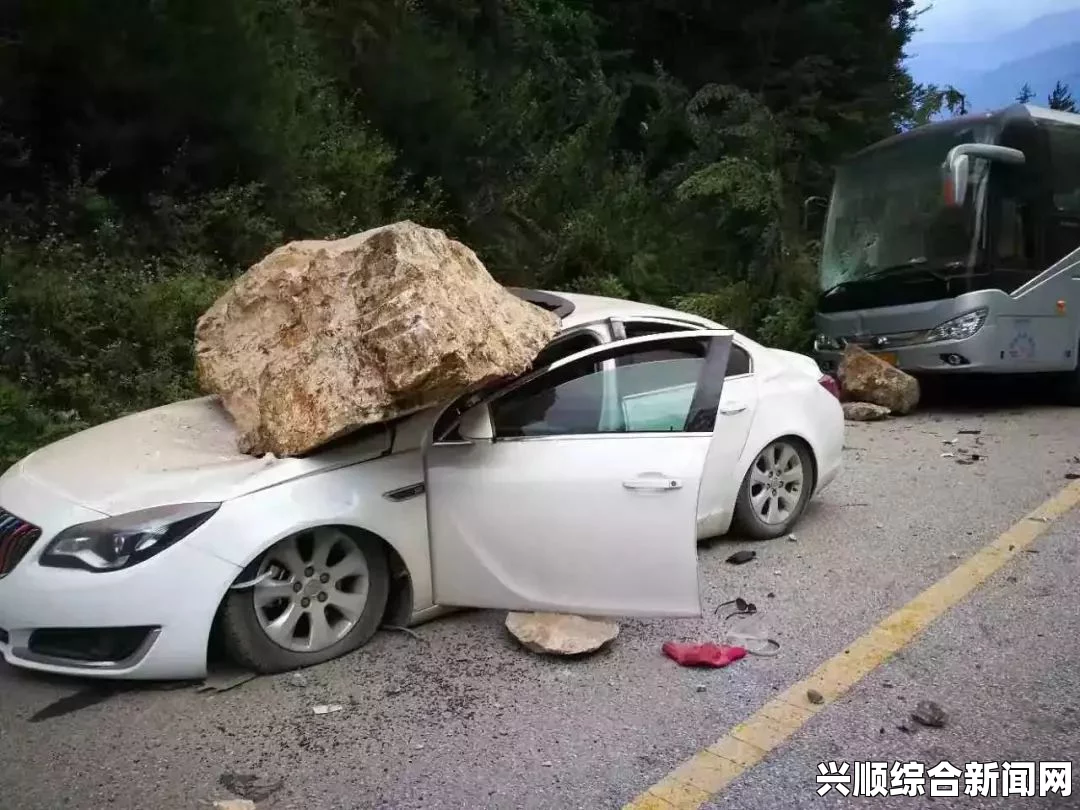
xmin=732 ymin=438 xmax=814 ymax=540
xmin=221 ymin=527 xmax=390 ymax=673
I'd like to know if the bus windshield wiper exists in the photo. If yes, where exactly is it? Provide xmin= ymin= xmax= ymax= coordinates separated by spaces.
xmin=824 ymin=260 xmax=965 ymax=296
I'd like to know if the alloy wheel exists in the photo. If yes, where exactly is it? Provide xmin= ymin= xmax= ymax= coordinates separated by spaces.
xmin=252 ymin=528 xmax=371 ymax=653
xmin=748 ymin=440 xmax=805 ymax=526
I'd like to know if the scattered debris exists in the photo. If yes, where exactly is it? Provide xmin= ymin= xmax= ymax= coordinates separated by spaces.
xmin=724 ymin=634 xmax=781 ymax=657
xmin=541 ymin=761 xmax=553 ymax=768
xmin=726 ymin=550 xmax=756 ymax=565
xmin=897 ymin=723 xmax=913 ymax=734
xmin=787 ymin=533 xmax=797 ymax=542
xmin=715 ymin=597 xmax=757 ymax=620
xmin=696 ymin=684 xmax=708 ymax=693
xmin=505 ymin=612 xmax=619 ymax=656
xmin=386 ymin=685 xmax=403 ymax=696
xmin=1006 ymin=575 xmax=1018 ymax=583
xmin=941 ymin=452 xmax=955 ymax=459
xmin=218 ymin=773 xmax=284 ymax=803
xmin=29 ymin=685 xmax=126 ymax=724
xmin=842 ymin=401 xmax=891 ymax=422
xmin=414 ymin=743 xmax=426 ymax=750
xmin=1029 ymin=516 xmax=1050 ymax=523
xmin=806 ymin=689 xmax=825 ymax=705
xmin=662 ymin=642 xmax=747 ymax=668
xmin=194 ymin=221 xmax=561 ymax=456
xmin=837 ymin=345 xmax=920 ymax=414
xmin=957 ymin=429 xmax=982 ymax=435
xmin=312 ymin=704 xmax=344 ymax=715
xmin=287 ymin=673 xmax=308 ymax=688
xmin=1066 ymin=472 xmax=1080 ymax=480
xmin=197 ymin=673 xmax=258 ymax=694
xmin=911 ymin=700 xmax=947 ymax=728
xmin=767 ymin=592 xmax=776 ymax=598
xmin=942 ymin=438 xmax=958 ymax=445
xmin=1024 ymin=548 xmax=1040 ymax=554
xmin=383 ymin=624 xmax=426 ymax=643
xmin=214 ymin=801 xmax=256 ymax=810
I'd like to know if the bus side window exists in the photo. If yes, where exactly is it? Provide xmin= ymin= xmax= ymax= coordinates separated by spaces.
xmin=1047 ymin=123 xmax=1080 ymax=262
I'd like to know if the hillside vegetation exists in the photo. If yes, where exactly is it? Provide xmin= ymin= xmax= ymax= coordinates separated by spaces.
xmin=1 ymin=0 xmax=940 ymax=467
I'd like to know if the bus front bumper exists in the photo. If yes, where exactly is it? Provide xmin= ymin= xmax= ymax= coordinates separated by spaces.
xmin=815 ymin=326 xmax=1009 ymax=375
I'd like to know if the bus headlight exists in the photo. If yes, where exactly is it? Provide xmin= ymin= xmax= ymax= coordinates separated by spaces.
xmin=926 ymin=308 xmax=988 ymax=343
xmin=814 ymin=334 xmax=842 ymax=352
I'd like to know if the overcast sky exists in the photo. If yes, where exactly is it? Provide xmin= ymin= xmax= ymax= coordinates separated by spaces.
xmin=911 ymin=0 xmax=1080 ymax=43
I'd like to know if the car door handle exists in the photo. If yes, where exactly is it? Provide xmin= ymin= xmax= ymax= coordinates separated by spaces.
xmin=718 ymin=401 xmax=747 ymax=415
xmin=623 ymin=474 xmax=682 ymax=491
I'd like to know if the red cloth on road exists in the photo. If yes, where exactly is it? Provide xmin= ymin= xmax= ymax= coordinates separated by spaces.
xmin=662 ymin=641 xmax=747 ymax=668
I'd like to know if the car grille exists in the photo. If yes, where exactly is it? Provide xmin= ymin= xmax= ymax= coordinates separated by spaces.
xmin=0 ymin=508 xmax=42 ymax=577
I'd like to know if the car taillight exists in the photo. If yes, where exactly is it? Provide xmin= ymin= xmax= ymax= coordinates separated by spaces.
xmin=818 ymin=374 xmax=840 ymax=400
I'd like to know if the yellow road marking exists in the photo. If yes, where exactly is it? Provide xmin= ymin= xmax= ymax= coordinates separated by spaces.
xmin=623 ymin=480 xmax=1080 ymax=810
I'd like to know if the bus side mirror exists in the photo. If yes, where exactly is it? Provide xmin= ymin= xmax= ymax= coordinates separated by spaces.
xmin=803 ymin=196 xmax=828 ymax=234
xmin=944 ymin=154 xmax=970 ymax=207
xmin=942 ymin=143 xmax=1026 ymax=208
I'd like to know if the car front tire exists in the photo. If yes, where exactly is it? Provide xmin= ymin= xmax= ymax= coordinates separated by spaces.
xmin=221 ymin=527 xmax=390 ymax=673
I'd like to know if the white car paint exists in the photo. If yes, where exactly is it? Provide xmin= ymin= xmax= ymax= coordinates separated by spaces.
xmin=0 ymin=291 xmax=843 ymax=679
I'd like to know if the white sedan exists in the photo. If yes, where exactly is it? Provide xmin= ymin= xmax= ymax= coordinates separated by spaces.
xmin=0 ymin=290 xmax=843 ymax=679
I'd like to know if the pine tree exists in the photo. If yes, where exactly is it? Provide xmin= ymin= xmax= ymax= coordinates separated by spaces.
xmin=1016 ymin=83 xmax=1034 ymax=103
xmin=1048 ymin=81 xmax=1077 ymax=112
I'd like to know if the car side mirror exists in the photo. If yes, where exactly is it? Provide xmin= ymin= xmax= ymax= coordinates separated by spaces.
xmin=457 ymin=404 xmax=493 ymax=441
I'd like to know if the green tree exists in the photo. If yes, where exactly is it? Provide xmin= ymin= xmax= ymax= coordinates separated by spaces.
xmin=1016 ymin=82 xmax=1035 ymax=103
xmin=0 ymin=0 xmax=939 ymax=468
xmin=1048 ymin=81 xmax=1077 ymax=112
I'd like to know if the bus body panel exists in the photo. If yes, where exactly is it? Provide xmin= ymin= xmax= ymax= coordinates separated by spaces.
xmin=816 ymin=248 xmax=1080 ymax=375
xmin=814 ymin=103 xmax=1080 ymax=377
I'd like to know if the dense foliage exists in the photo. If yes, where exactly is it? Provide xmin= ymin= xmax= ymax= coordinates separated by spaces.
xmin=1 ymin=0 xmax=942 ymax=466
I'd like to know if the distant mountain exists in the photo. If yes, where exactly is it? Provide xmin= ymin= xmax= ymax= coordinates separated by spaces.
xmin=906 ymin=10 xmax=1080 ymax=111
xmin=965 ymin=42 xmax=1080 ymax=111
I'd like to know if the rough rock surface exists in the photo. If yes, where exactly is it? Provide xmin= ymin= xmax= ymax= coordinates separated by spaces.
xmin=505 ymin=612 xmax=619 ymax=656
xmin=837 ymin=344 xmax=920 ymax=415
xmin=195 ymin=221 xmax=561 ymax=456
xmin=842 ymin=401 xmax=891 ymax=422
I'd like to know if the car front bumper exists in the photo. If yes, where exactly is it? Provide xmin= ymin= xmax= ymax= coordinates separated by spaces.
xmin=0 ymin=468 xmax=241 ymax=680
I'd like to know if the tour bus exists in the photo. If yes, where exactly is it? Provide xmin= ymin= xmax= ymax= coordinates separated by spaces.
xmin=813 ymin=103 xmax=1080 ymax=397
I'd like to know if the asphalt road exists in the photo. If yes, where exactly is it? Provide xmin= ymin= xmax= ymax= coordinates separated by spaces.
xmin=2 ymin=391 xmax=1078 ymax=810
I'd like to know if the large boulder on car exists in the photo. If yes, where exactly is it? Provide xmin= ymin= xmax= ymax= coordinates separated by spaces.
xmin=837 ymin=345 xmax=920 ymax=415
xmin=194 ymin=221 xmax=561 ymax=456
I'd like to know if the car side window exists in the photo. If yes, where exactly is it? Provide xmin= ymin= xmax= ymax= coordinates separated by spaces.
xmin=727 ymin=344 xmax=751 ymax=377
xmin=490 ymin=336 xmax=718 ymax=438
xmin=432 ymin=330 xmax=602 ymax=442
xmin=622 ymin=320 xmax=698 ymax=340
xmin=620 ymin=326 xmax=751 ymax=378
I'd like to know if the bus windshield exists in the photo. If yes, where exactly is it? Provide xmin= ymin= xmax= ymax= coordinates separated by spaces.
xmin=819 ymin=123 xmax=998 ymax=294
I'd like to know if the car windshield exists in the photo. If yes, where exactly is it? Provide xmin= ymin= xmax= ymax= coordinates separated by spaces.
xmin=819 ymin=122 xmax=998 ymax=294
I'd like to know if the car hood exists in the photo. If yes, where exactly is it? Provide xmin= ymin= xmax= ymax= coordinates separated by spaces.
xmin=15 ymin=397 xmax=396 ymax=515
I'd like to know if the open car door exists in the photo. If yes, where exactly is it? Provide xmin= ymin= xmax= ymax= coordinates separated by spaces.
xmin=424 ymin=329 xmax=735 ymax=617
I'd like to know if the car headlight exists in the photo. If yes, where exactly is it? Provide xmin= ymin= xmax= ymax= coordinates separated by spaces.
xmin=40 ymin=502 xmax=220 ymax=572
xmin=925 ymin=308 xmax=988 ymax=343
xmin=813 ymin=334 xmax=842 ymax=352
